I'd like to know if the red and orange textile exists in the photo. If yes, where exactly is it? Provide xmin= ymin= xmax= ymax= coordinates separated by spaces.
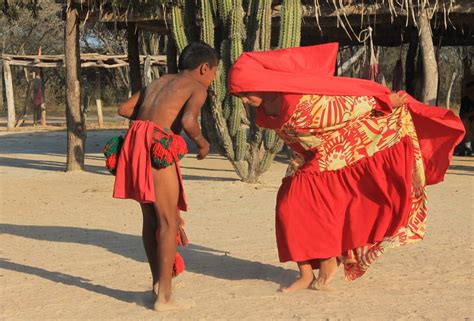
xmin=113 ymin=120 xmax=188 ymax=211
xmin=228 ymin=43 xmax=465 ymax=280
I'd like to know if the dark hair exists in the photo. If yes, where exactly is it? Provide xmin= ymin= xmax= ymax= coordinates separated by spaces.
xmin=178 ymin=41 xmax=220 ymax=71
xmin=466 ymin=81 xmax=474 ymax=88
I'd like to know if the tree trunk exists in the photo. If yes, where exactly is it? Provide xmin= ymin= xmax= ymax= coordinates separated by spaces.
xmin=166 ymin=35 xmax=178 ymax=74
xmin=417 ymin=10 xmax=438 ymax=105
xmin=127 ymin=23 xmax=142 ymax=94
xmin=64 ymin=5 xmax=86 ymax=171
xmin=405 ymin=31 xmax=418 ymax=96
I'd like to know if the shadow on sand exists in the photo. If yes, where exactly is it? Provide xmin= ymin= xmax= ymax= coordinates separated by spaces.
xmin=1 ymin=224 xmax=297 ymax=306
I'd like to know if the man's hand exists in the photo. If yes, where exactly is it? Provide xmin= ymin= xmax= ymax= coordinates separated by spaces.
xmin=196 ymin=138 xmax=210 ymax=160
xmin=389 ymin=92 xmax=408 ymax=108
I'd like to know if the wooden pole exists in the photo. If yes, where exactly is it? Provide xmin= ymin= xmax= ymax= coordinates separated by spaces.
xmin=166 ymin=35 xmax=178 ymax=74
xmin=418 ymin=9 xmax=439 ymax=105
xmin=127 ymin=23 xmax=142 ymax=94
xmin=39 ymin=69 xmax=46 ymax=126
xmin=3 ymin=60 xmax=15 ymax=130
xmin=95 ymin=71 xmax=104 ymax=128
xmin=0 ymin=63 xmax=4 ymax=111
xmin=64 ymin=5 xmax=86 ymax=171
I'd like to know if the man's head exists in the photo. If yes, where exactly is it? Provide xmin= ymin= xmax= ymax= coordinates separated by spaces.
xmin=178 ymin=41 xmax=219 ymax=87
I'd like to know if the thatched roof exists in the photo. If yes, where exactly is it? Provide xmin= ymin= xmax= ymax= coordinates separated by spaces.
xmin=57 ymin=0 xmax=474 ymax=46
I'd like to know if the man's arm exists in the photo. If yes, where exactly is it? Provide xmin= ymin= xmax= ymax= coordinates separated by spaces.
xmin=181 ymin=88 xmax=210 ymax=160
xmin=117 ymin=89 xmax=145 ymax=119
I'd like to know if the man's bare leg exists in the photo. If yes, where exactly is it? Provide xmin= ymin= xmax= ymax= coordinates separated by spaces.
xmin=312 ymin=257 xmax=338 ymax=291
xmin=152 ymin=165 xmax=193 ymax=311
xmin=140 ymin=203 xmax=160 ymax=298
xmin=282 ymin=261 xmax=315 ymax=293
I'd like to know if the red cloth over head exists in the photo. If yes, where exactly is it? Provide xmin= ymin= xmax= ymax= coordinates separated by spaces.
xmin=228 ymin=43 xmax=393 ymax=112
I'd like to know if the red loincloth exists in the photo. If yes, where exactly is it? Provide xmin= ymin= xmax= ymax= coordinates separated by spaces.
xmin=113 ymin=120 xmax=187 ymax=211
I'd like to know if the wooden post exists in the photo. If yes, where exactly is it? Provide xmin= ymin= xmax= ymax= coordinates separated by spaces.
xmin=39 ymin=69 xmax=46 ymax=126
xmin=64 ymin=4 xmax=86 ymax=171
xmin=417 ymin=9 xmax=439 ymax=105
xmin=0 ymin=63 xmax=4 ymax=111
xmin=95 ymin=71 xmax=104 ymax=128
xmin=3 ymin=60 xmax=15 ymax=130
xmin=166 ymin=35 xmax=178 ymax=74
xmin=127 ymin=23 xmax=142 ymax=94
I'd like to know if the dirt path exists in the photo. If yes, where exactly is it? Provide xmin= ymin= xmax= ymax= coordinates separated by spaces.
xmin=1 ymin=129 xmax=472 ymax=320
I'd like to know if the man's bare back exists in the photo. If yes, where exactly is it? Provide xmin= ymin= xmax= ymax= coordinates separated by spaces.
xmin=137 ymin=74 xmax=208 ymax=134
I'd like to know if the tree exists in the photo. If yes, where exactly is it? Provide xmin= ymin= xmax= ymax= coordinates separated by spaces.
xmin=64 ymin=1 xmax=86 ymax=171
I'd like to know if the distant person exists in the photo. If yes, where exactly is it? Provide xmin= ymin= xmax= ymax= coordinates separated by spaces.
xmin=459 ymin=81 xmax=474 ymax=156
xmin=107 ymin=42 xmax=218 ymax=311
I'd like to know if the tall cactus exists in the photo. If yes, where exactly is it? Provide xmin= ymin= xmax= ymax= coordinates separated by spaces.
xmin=170 ymin=1 xmax=302 ymax=183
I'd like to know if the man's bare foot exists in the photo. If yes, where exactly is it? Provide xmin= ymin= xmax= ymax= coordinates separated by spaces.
xmin=151 ymin=282 xmax=159 ymax=300
xmin=153 ymin=297 xmax=195 ymax=312
xmin=281 ymin=274 xmax=315 ymax=293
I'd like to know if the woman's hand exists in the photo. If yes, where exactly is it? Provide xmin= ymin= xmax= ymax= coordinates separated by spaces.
xmin=389 ymin=92 xmax=408 ymax=108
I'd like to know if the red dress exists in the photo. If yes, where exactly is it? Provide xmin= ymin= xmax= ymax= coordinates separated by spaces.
xmin=229 ymin=44 xmax=465 ymax=280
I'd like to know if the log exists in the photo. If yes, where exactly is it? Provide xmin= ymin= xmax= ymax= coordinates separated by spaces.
xmin=3 ymin=61 xmax=15 ymax=130
xmin=65 ymin=6 xmax=86 ymax=171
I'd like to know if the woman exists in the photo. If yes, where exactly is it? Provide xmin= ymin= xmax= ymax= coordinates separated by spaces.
xmin=228 ymin=43 xmax=464 ymax=292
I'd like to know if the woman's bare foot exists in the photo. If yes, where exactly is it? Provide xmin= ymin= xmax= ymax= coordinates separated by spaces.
xmin=281 ymin=261 xmax=315 ymax=293
xmin=311 ymin=279 xmax=334 ymax=291
xmin=281 ymin=274 xmax=315 ymax=293
xmin=311 ymin=257 xmax=338 ymax=291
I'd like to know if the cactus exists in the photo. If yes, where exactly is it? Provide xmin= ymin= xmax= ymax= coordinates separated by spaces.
xmin=169 ymin=1 xmax=301 ymax=183
xmin=234 ymin=127 xmax=248 ymax=161
xmin=171 ymin=5 xmax=188 ymax=52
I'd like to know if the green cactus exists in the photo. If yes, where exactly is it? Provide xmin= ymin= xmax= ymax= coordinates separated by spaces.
xmin=228 ymin=96 xmax=242 ymax=137
xmin=171 ymin=5 xmax=188 ymax=52
xmin=168 ymin=1 xmax=301 ymax=183
xmin=200 ymin=0 xmax=214 ymax=46
xmin=278 ymin=0 xmax=301 ymax=49
xmin=234 ymin=127 xmax=248 ymax=161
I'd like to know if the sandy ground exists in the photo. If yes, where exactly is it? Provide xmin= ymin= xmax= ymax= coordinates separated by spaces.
xmin=0 ymin=128 xmax=473 ymax=320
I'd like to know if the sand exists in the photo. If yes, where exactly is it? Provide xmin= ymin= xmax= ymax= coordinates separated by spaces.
xmin=1 ymin=128 xmax=473 ymax=320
